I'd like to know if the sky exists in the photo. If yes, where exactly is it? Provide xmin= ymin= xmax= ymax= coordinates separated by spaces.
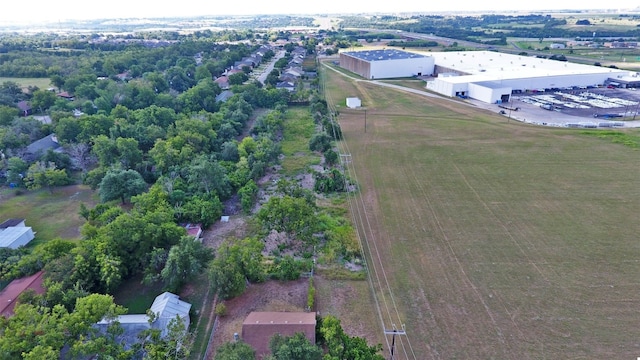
xmin=1 ymin=1 xmax=639 ymax=24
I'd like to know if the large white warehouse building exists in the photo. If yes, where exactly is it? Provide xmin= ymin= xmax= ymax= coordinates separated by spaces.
xmin=340 ymin=49 xmax=434 ymax=79
xmin=426 ymin=51 xmax=634 ymax=103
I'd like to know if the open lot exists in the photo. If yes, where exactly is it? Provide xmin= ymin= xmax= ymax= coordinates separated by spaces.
xmin=323 ymin=63 xmax=640 ymax=359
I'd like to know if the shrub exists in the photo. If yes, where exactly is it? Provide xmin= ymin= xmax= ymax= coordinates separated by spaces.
xmin=215 ymin=303 xmax=227 ymax=317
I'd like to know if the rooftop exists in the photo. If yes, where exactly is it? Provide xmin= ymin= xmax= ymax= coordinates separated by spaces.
xmin=0 ymin=271 xmax=45 ymax=317
xmin=150 ymin=291 xmax=192 ymax=320
xmin=0 ymin=219 xmax=25 ymax=229
xmin=429 ymin=51 xmax=631 ymax=83
xmin=243 ymin=311 xmax=316 ymax=325
xmin=0 ymin=227 xmax=34 ymax=248
xmin=342 ymin=49 xmax=429 ymax=62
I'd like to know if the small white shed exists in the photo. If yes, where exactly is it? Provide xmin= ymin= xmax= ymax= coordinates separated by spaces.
xmin=0 ymin=227 xmax=35 ymax=249
xmin=346 ymin=97 xmax=362 ymax=108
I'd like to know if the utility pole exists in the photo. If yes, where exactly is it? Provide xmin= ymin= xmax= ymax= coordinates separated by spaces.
xmin=384 ymin=324 xmax=407 ymax=360
xmin=364 ymin=109 xmax=367 ymax=133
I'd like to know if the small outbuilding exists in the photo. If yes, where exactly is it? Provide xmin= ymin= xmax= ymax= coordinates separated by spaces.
xmin=0 ymin=219 xmax=35 ymax=249
xmin=346 ymin=97 xmax=362 ymax=109
xmin=242 ymin=311 xmax=316 ymax=358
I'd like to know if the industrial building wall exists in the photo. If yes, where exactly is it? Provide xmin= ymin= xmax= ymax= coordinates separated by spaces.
xmin=468 ymin=83 xmax=511 ymax=104
xmin=426 ymin=78 xmax=466 ymax=97
xmin=339 ymin=53 xmax=371 ymax=79
xmin=369 ymin=57 xmax=434 ymax=79
xmin=498 ymin=73 xmax=611 ymax=93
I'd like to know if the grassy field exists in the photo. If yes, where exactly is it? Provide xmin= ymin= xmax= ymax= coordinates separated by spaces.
xmin=322 ymin=61 xmax=640 ymax=359
xmin=0 ymin=77 xmax=51 ymax=90
xmin=279 ymin=106 xmax=320 ymax=175
xmin=0 ymin=184 xmax=97 ymax=243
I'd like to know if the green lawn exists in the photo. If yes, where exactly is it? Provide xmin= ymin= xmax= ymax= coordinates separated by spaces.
xmin=323 ymin=62 xmax=640 ymax=359
xmin=0 ymin=184 xmax=98 ymax=243
xmin=0 ymin=77 xmax=52 ymax=90
xmin=111 ymin=275 xmax=166 ymax=314
xmin=280 ymin=106 xmax=320 ymax=175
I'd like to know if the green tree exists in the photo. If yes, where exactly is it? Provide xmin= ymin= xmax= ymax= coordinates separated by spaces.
xmin=24 ymin=161 xmax=71 ymax=193
xmin=257 ymin=195 xmax=319 ymax=243
xmin=0 ymin=105 xmax=18 ymax=126
xmin=91 ymin=134 xmax=118 ymax=167
xmin=209 ymin=237 xmax=265 ymax=299
xmin=98 ymin=168 xmax=147 ymax=204
xmin=214 ymin=341 xmax=256 ymax=360
xmin=324 ymin=148 xmax=339 ymax=166
xmin=137 ymin=314 xmax=193 ymax=359
xmin=0 ymin=293 xmax=127 ymax=359
xmin=309 ymin=133 xmax=332 ymax=152
xmin=5 ymin=156 xmax=28 ymax=186
xmin=238 ymin=180 xmax=258 ymax=214
xmin=179 ymin=195 xmax=223 ymax=229
xmin=272 ymin=255 xmax=303 ymax=281
xmin=115 ymin=137 xmax=143 ymax=170
xmin=319 ymin=315 xmax=384 ymax=360
xmin=31 ymin=89 xmax=57 ymax=113
xmin=228 ymin=72 xmax=248 ymax=85
xmin=269 ymin=333 xmax=322 ymax=360
xmin=160 ymin=236 xmax=213 ymax=292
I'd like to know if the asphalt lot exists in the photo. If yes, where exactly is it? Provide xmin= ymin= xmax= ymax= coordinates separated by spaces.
xmin=470 ymin=87 xmax=640 ymax=128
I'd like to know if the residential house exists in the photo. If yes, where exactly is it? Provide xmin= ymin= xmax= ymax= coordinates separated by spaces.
xmin=25 ymin=134 xmax=61 ymax=162
xmin=16 ymin=101 xmax=32 ymax=116
xmin=182 ymin=223 xmax=203 ymax=241
xmin=284 ymin=67 xmax=304 ymax=78
xmin=116 ymin=71 xmax=130 ymax=81
xmin=95 ymin=292 xmax=191 ymax=347
xmin=56 ymin=91 xmax=75 ymax=101
xmin=242 ymin=312 xmax=316 ymax=359
xmin=215 ymin=90 xmax=234 ymax=103
xmin=0 ymin=219 xmax=35 ymax=249
xmin=214 ymin=76 xmax=230 ymax=90
xmin=275 ymin=81 xmax=296 ymax=92
xmin=0 ymin=271 xmax=45 ymax=317
xmin=224 ymin=69 xmax=243 ymax=77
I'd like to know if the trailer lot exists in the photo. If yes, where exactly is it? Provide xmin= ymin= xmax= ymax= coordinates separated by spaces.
xmin=487 ymin=87 xmax=640 ymax=128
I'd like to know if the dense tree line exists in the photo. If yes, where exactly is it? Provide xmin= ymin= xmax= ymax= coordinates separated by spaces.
xmin=0 ymin=26 xmax=374 ymax=359
xmin=338 ymin=14 xmax=640 ymax=44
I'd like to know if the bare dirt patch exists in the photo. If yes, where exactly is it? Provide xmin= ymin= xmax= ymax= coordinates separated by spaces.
xmin=208 ymin=278 xmax=309 ymax=359
xmin=201 ymin=216 xmax=248 ymax=249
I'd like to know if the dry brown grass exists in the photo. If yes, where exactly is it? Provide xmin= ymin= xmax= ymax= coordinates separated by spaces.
xmin=322 ymin=61 xmax=640 ymax=359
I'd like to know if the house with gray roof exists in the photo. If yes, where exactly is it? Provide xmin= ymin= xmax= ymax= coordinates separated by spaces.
xmin=95 ymin=292 xmax=191 ymax=346
xmin=25 ymin=134 xmax=61 ymax=162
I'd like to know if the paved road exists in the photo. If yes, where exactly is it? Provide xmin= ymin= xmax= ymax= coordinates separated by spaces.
xmin=255 ymin=50 xmax=286 ymax=85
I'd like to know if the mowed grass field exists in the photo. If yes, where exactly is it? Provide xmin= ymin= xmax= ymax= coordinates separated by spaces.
xmin=322 ymin=62 xmax=640 ymax=359
xmin=0 ymin=185 xmax=97 ymax=243
xmin=0 ymin=77 xmax=51 ymax=90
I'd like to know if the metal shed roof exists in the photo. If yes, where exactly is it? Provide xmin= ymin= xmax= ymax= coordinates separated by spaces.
xmin=0 ymin=227 xmax=34 ymax=248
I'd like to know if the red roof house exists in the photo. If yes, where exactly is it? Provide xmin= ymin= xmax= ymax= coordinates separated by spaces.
xmin=0 ymin=271 xmax=46 ymax=317
xmin=242 ymin=312 xmax=316 ymax=358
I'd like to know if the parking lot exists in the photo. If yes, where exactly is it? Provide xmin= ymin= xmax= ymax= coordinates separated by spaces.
xmin=478 ymin=87 xmax=640 ymax=128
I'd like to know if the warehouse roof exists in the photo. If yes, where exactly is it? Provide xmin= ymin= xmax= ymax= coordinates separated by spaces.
xmin=342 ymin=49 xmax=429 ymax=62
xmin=430 ymin=51 xmax=630 ymax=81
